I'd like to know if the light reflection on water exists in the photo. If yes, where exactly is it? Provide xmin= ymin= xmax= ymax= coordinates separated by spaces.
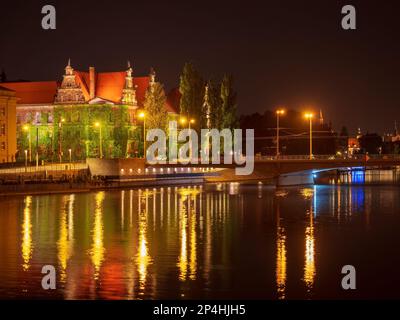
xmin=1 ymin=183 xmax=400 ymax=299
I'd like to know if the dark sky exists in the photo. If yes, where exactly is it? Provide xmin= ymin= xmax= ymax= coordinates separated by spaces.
xmin=1 ymin=0 xmax=400 ymax=134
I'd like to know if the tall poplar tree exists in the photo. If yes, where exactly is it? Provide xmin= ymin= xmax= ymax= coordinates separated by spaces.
xmin=220 ymin=74 xmax=239 ymax=129
xmin=143 ymin=82 xmax=168 ymax=132
xmin=205 ymin=80 xmax=223 ymax=129
xmin=179 ymin=63 xmax=204 ymax=127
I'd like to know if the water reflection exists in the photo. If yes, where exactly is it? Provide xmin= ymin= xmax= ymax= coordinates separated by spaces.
xmin=177 ymin=187 xmax=200 ymax=282
xmin=57 ymin=195 xmax=75 ymax=282
xmin=5 ymin=182 xmax=400 ymax=299
xmin=304 ymin=202 xmax=315 ymax=293
xmin=136 ymin=189 xmax=152 ymax=294
xmin=21 ymin=196 xmax=33 ymax=271
xmin=90 ymin=191 xmax=105 ymax=280
xmin=275 ymin=201 xmax=287 ymax=299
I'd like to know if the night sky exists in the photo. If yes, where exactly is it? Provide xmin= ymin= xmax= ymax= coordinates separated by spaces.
xmin=1 ymin=0 xmax=400 ymax=134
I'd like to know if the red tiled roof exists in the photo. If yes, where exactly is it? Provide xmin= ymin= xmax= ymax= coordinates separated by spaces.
xmin=74 ymin=71 xmax=90 ymax=100
xmin=0 ymin=81 xmax=58 ymax=104
xmin=76 ymin=71 xmax=150 ymax=105
xmin=0 ymin=85 xmax=14 ymax=92
xmin=0 ymin=71 xmax=150 ymax=106
xmin=165 ymin=87 xmax=180 ymax=114
xmin=95 ymin=72 xmax=125 ymax=104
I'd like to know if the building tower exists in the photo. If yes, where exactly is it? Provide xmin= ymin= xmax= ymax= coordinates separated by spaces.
xmin=357 ymin=127 xmax=362 ymax=139
xmin=149 ymin=67 xmax=156 ymax=92
xmin=319 ymin=109 xmax=324 ymax=126
xmin=54 ymin=59 xmax=85 ymax=104
xmin=203 ymin=83 xmax=211 ymax=129
xmin=121 ymin=60 xmax=137 ymax=106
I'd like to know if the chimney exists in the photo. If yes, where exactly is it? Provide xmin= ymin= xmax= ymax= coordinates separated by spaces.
xmin=89 ymin=66 xmax=95 ymax=99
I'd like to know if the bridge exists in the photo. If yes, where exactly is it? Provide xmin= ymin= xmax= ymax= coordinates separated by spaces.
xmin=1 ymin=155 xmax=398 ymax=187
xmin=146 ymin=154 xmax=400 ymax=185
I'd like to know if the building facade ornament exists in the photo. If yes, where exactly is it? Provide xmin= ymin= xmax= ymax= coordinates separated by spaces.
xmin=121 ymin=60 xmax=137 ymax=105
xmin=54 ymin=59 xmax=85 ymax=104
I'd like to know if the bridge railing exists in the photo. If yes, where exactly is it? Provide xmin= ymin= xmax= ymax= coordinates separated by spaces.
xmin=254 ymin=154 xmax=400 ymax=161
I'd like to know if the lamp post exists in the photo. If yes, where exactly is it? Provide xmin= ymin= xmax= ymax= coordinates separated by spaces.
xmin=189 ymin=118 xmax=195 ymax=130
xmin=138 ymin=112 xmax=146 ymax=158
xmin=68 ymin=148 xmax=72 ymax=169
xmin=23 ymin=125 xmax=31 ymax=162
xmin=36 ymin=126 xmax=39 ymax=170
xmin=94 ymin=122 xmax=103 ymax=159
xmin=24 ymin=149 xmax=28 ymax=172
xmin=58 ymin=118 xmax=65 ymax=163
xmin=189 ymin=118 xmax=195 ymax=160
xmin=276 ymin=109 xmax=285 ymax=158
xmin=304 ymin=113 xmax=314 ymax=160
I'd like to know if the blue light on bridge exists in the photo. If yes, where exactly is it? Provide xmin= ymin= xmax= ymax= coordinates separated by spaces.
xmin=351 ymin=169 xmax=365 ymax=184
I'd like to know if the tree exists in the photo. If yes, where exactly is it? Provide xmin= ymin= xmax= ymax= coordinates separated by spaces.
xmin=143 ymin=82 xmax=168 ymax=132
xmin=359 ymin=133 xmax=383 ymax=154
xmin=179 ymin=63 xmax=204 ymax=127
xmin=220 ymin=74 xmax=238 ymax=129
xmin=202 ymin=80 xmax=222 ymax=129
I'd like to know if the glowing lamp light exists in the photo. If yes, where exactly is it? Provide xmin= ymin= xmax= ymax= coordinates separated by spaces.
xmin=304 ymin=112 xmax=314 ymax=119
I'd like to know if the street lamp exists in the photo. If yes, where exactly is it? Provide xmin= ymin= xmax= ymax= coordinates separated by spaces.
xmin=22 ymin=125 xmax=31 ymax=162
xmin=24 ymin=149 xmax=28 ymax=172
xmin=179 ymin=117 xmax=187 ymax=127
xmin=276 ymin=109 xmax=285 ymax=158
xmin=189 ymin=118 xmax=195 ymax=130
xmin=35 ymin=126 xmax=39 ymax=170
xmin=58 ymin=118 xmax=65 ymax=163
xmin=304 ymin=113 xmax=314 ymax=160
xmin=94 ymin=122 xmax=103 ymax=159
xmin=188 ymin=118 xmax=195 ymax=160
xmin=138 ymin=111 xmax=146 ymax=158
xmin=68 ymin=148 xmax=72 ymax=169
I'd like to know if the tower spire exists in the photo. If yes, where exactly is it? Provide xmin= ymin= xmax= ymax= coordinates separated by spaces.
xmin=319 ymin=109 xmax=324 ymax=125
xmin=203 ymin=82 xmax=211 ymax=129
xmin=149 ymin=68 xmax=156 ymax=92
xmin=121 ymin=61 xmax=137 ymax=105
xmin=55 ymin=59 xmax=85 ymax=104
xmin=149 ymin=67 xmax=156 ymax=85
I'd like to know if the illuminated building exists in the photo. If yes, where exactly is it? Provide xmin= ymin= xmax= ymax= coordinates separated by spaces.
xmin=347 ymin=137 xmax=360 ymax=155
xmin=0 ymin=60 xmax=178 ymax=161
xmin=0 ymin=86 xmax=17 ymax=163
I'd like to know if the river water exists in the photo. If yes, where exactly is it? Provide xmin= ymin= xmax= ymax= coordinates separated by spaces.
xmin=0 ymin=182 xmax=400 ymax=299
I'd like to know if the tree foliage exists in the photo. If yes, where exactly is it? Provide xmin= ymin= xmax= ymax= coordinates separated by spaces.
xmin=203 ymin=80 xmax=222 ymax=129
xmin=179 ymin=63 xmax=204 ymax=127
xmin=178 ymin=63 xmax=239 ymax=131
xmin=220 ymin=74 xmax=238 ymax=129
xmin=143 ymin=82 xmax=168 ymax=132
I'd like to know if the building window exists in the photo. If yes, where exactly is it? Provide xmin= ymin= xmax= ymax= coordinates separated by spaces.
xmin=0 ymin=108 xmax=5 ymax=117
xmin=0 ymin=124 xmax=5 ymax=135
xmin=1 ymin=142 xmax=5 ymax=150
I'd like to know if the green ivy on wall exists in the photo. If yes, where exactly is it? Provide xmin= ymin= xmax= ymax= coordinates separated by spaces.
xmin=16 ymin=103 xmax=142 ymax=162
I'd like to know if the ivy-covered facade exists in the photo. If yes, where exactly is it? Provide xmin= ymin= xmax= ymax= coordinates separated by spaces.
xmin=4 ymin=60 xmax=160 ymax=162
